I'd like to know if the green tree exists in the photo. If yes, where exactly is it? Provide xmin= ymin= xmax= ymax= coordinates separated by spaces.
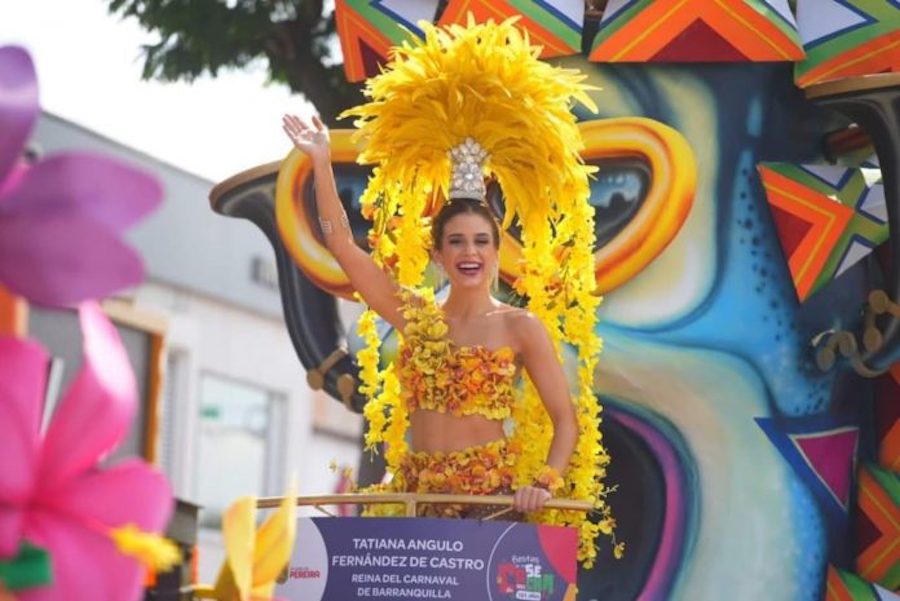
xmin=106 ymin=0 xmax=366 ymax=124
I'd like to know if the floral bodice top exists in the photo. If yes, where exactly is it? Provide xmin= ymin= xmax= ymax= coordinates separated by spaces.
xmin=397 ymin=289 xmax=517 ymax=420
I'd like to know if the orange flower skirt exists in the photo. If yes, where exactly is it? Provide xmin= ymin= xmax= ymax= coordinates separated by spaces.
xmin=383 ymin=438 xmax=521 ymax=519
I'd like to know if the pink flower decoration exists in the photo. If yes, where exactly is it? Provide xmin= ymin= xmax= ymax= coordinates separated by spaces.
xmin=0 ymin=303 xmax=173 ymax=601
xmin=0 ymin=46 xmax=161 ymax=307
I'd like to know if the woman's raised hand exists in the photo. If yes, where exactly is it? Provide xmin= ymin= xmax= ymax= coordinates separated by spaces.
xmin=282 ymin=114 xmax=330 ymax=160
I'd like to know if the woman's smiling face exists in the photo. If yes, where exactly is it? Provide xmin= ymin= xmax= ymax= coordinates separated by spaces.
xmin=434 ymin=212 xmax=498 ymax=290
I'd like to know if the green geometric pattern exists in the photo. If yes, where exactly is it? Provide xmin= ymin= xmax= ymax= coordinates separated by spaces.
xmin=795 ymin=0 xmax=900 ymax=86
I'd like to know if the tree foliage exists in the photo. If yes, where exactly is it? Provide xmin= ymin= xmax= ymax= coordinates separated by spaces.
xmin=108 ymin=0 xmax=799 ymax=123
xmin=107 ymin=0 xmax=364 ymax=124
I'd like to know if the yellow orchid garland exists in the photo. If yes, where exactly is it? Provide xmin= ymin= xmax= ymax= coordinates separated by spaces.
xmin=344 ymin=16 xmax=613 ymax=566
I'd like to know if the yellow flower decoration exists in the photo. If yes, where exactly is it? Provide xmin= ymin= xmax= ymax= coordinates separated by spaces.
xmin=394 ymin=289 xmax=517 ymax=420
xmin=109 ymin=524 xmax=180 ymax=572
xmin=194 ymin=482 xmax=298 ymax=601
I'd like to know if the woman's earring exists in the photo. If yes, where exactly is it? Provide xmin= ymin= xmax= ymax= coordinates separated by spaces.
xmin=491 ymin=262 xmax=500 ymax=294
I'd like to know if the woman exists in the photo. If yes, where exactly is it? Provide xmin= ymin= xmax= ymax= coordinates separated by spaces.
xmin=282 ymin=113 xmax=577 ymax=516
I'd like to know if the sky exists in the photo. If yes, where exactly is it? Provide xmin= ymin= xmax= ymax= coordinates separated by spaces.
xmin=0 ymin=0 xmax=317 ymax=182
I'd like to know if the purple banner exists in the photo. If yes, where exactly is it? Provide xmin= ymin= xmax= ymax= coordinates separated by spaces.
xmin=275 ymin=517 xmax=578 ymax=601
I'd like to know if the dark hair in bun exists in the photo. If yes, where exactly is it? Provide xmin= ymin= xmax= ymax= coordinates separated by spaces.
xmin=431 ymin=197 xmax=501 ymax=250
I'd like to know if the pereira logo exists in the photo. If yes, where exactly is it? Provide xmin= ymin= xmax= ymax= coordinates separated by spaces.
xmin=495 ymin=555 xmax=556 ymax=601
xmin=277 ymin=565 xmax=322 ymax=584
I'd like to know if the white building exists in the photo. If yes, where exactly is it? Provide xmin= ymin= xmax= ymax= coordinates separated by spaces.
xmin=31 ymin=111 xmax=363 ymax=581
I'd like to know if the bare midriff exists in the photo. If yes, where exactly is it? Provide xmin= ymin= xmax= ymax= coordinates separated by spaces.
xmin=410 ymin=409 xmax=506 ymax=453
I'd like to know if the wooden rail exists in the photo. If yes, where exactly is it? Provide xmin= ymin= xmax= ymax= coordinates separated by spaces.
xmin=257 ymin=493 xmax=594 ymax=518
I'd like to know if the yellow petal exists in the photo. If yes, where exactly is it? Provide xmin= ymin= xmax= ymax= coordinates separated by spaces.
xmin=219 ymin=496 xmax=256 ymax=600
xmin=252 ymin=478 xmax=298 ymax=593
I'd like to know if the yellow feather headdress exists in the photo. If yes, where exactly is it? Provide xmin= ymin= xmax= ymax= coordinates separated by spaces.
xmin=343 ymin=16 xmax=614 ymax=567
xmin=341 ymin=14 xmax=599 ymax=282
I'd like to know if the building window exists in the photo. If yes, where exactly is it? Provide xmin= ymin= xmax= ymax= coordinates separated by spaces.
xmin=27 ymin=302 xmax=166 ymax=462
xmin=193 ymin=373 xmax=285 ymax=528
xmin=159 ymin=350 xmax=187 ymax=484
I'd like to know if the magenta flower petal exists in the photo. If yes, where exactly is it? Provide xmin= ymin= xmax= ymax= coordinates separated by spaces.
xmin=1 ymin=153 xmax=162 ymax=229
xmin=0 ymin=337 xmax=45 ymax=555
xmin=0 ymin=337 xmax=46 ymax=503
xmin=0 ymin=160 xmax=29 ymax=199
xmin=54 ymin=460 xmax=172 ymax=533
xmin=0 ymin=215 xmax=145 ymax=306
xmin=39 ymin=303 xmax=137 ymax=490
xmin=20 ymin=510 xmax=145 ymax=601
xmin=0 ymin=507 xmax=25 ymax=560
xmin=0 ymin=47 xmax=38 ymax=184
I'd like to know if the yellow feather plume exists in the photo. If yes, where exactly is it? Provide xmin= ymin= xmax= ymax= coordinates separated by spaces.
xmin=341 ymin=15 xmax=597 ymax=235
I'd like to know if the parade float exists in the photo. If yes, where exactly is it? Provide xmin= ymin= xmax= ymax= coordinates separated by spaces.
xmin=209 ymin=2 xmax=900 ymax=600
xmin=1 ymin=0 xmax=898 ymax=600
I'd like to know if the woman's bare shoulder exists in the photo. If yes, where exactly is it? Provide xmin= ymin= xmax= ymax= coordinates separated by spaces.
xmin=497 ymin=305 xmax=544 ymax=333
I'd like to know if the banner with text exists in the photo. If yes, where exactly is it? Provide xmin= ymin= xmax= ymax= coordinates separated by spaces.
xmin=275 ymin=517 xmax=578 ymax=601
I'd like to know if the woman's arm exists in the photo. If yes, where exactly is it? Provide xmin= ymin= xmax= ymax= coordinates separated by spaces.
xmin=511 ymin=311 xmax=579 ymax=512
xmin=282 ymin=114 xmax=405 ymax=330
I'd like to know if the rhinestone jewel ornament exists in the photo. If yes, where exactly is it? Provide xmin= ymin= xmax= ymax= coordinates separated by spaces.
xmin=449 ymin=137 xmax=489 ymax=200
